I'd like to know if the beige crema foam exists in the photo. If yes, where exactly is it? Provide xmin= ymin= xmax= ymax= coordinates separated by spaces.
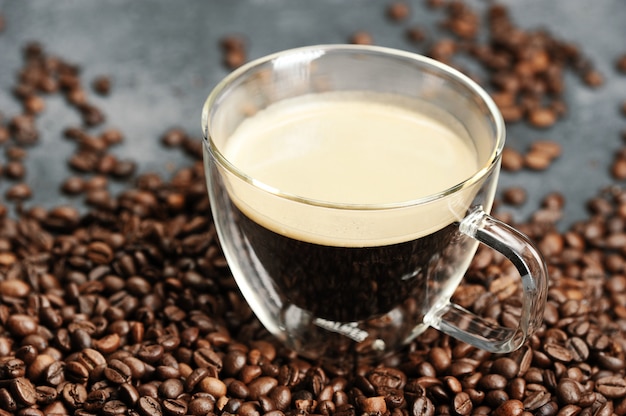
xmin=218 ymin=91 xmax=481 ymax=247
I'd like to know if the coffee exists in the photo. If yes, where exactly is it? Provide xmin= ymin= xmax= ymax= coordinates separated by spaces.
xmin=224 ymin=92 xmax=478 ymax=207
xmin=218 ymin=92 xmax=481 ymax=322
xmin=236 ymin=207 xmax=458 ymax=322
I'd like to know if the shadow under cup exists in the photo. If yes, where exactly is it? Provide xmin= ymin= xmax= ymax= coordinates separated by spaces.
xmin=202 ymin=45 xmax=547 ymax=364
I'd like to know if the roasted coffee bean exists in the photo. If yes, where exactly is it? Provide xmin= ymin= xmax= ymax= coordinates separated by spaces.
xmin=269 ymin=385 xmax=292 ymax=411
xmin=111 ymin=159 xmax=136 ymax=178
xmin=3 ymin=161 xmax=26 ymax=179
xmin=5 ymin=183 xmax=32 ymax=200
xmin=161 ymin=128 xmax=186 ymax=147
xmin=502 ymin=187 xmax=527 ymax=206
xmin=350 ymin=31 xmax=373 ymax=45
xmin=43 ymin=360 xmax=65 ymax=385
xmin=0 ymin=388 xmax=17 ymax=412
xmin=452 ymin=392 xmax=472 ymax=416
xmin=479 ymin=374 xmax=508 ymax=391
xmin=193 ymin=347 xmax=222 ymax=369
xmin=138 ymin=344 xmax=165 ymax=363
xmin=65 ymin=360 xmax=89 ymax=384
xmin=411 ymin=395 xmax=435 ymax=416
xmin=557 ymin=379 xmax=583 ymax=404
xmin=596 ymin=376 xmax=626 ymax=399
xmin=1 ymin=358 xmax=26 ymax=379
xmin=92 ymin=75 xmax=111 ymax=95
xmin=10 ymin=378 xmax=37 ymax=406
xmin=493 ymin=399 xmax=524 ymax=416
xmin=501 ymin=147 xmax=524 ymax=171
xmin=158 ymin=378 xmax=184 ymax=399
xmin=86 ymin=241 xmax=114 ymax=264
xmin=103 ymin=359 xmax=132 ymax=384
xmin=248 ymin=376 xmax=278 ymax=400
xmin=162 ymin=398 xmax=188 ymax=416
xmin=387 ymin=2 xmax=410 ymax=21
xmin=0 ymin=279 xmax=30 ymax=298
xmin=83 ymin=389 xmax=108 ymax=412
xmin=188 ymin=395 xmax=215 ymax=416
xmin=102 ymin=399 xmax=129 ymax=416
xmin=199 ymin=376 xmax=227 ymax=398
xmin=525 ymin=149 xmax=553 ymax=171
xmin=61 ymin=382 xmax=87 ymax=409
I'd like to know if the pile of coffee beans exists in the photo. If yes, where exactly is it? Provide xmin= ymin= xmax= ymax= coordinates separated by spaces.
xmin=2 ymin=2 xmax=626 ymax=416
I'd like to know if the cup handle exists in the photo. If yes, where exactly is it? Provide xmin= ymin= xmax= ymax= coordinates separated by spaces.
xmin=426 ymin=207 xmax=549 ymax=353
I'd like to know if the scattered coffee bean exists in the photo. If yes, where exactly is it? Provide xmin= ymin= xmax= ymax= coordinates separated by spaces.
xmin=5 ymin=183 xmax=32 ymax=200
xmin=349 ymin=31 xmax=373 ymax=45
xmin=92 ymin=75 xmax=111 ymax=96
xmin=617 ymin=54 xmax=626 ymax=73
xmin=60 ymin=176 xmax=85 ymax=195
xmin=220 ymin=35 xmax=247 ymax=69
xmin=387 ymin=2 xmax=410 ymax=22
xmin=501 ymin=147 xmax=524 ymax=172
xmin=502 ymin=187 xmax=527 ymax=206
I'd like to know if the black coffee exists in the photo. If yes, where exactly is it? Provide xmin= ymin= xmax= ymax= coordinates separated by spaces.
xmin=236 ymin=206 xmax=459 ymax=322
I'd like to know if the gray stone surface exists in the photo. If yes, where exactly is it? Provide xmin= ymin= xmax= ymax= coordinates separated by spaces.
xmin=0 ymin=0 xmax=625 ymax=228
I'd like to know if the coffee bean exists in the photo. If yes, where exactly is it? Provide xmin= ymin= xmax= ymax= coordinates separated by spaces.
xmin=411 ymin=395 xmax=435 ymax=416
xmin=583 ymin=69 xmax=604 ymax=87
xmin=92 ymin=75 xmax=111 ymax=95
xmin=596 ymin=376 xmax=626 ymax=399
xmin=524 ymin=149 xmax=553 ymax=171
xmin=137 ymin=396 xmax=163 ymax=416
xmin=6 ymin=314 xmax=38 ymax=337
xmin=502 ymin=187 xmax=527 ymax=206
xmin=138 ymin=344 xmax=165 ymax=363
xmin=493 ymin=399 xmax=524 ymax=416
xmin=501 ymin=147 xmax=524 ymax=171
xmin=557 ymin=379 xmax=583 ymax=404
xmin=111 ymin=159 xmax=136 ymax=178
xmin=61 ymin=382 xmax=87 ymax=409
xmin=0 ymin=279 xmax=31 ymax=298
xmin=10 ymin=378 xmax=37 ymax=406
xmin=387 ymin=2 xmax=410 ymax=21
xmin=452 ymin=392 xmax=472 ymax=416
xmin=0 ymin=388 xmax=17 ymax=412
xmin=163 ymin=398 xmax=188 ymax=416
xmin=199 ymin=377 xmax=227 ymax=398
xmin=86 ymin=241 xmax=114 ymax=264
xmin=3 ymin=161 xmax=26 ymax=179
xmin=193 ymin=347 xmax=222 ymax=370
xmin=368 ymin=367 xmax=406 ymax=390
xmin=161 ymin=128 xmax=186 ymax=147
xmin=102 ymin=399 xmax=129 ymax=416
xmin=104 ymin=359 xmax=132 ymax=384
xmin=479 ymin=374 xmax=508 ymax=391
xmin=188 ymin=396 xmax=215 ymax=416
xmin=543 ymin=343 xmax=573 ymax=362
xmin=43 ymin=360 xmax=65 ymax=385
xmin=350 ymin=31 xmax=374 ymax=45
xmin=5 ymin=183 xmax=32 ymax=200
xmin=248 ymin=376 xmax=278 ymax=400
xmin=159 ymin=378 xmax=184 ymax=399
xmin=83 ymin=389 xmax=108 ymax=412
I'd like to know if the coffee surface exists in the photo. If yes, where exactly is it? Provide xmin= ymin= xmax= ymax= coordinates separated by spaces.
xmin=220 ymin=92 xmax=481 ymax=246
xmin=224 ymin=92 xmax=479 ymax=205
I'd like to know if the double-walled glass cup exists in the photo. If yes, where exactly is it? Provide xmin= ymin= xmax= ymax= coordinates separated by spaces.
xmin=202 ymin=45 xmax=548 ymax=364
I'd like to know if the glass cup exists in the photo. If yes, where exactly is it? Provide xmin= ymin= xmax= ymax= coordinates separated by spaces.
xmin=202 ymin=45 xmax=548 ymax=365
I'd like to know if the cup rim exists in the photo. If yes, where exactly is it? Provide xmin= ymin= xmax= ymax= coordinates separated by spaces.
xmin=202 ymin=44 xmax=505 ymax=210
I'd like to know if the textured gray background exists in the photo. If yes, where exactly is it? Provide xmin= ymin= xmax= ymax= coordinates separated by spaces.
xmin=0 ymin=1 xmax=625 ymax=229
